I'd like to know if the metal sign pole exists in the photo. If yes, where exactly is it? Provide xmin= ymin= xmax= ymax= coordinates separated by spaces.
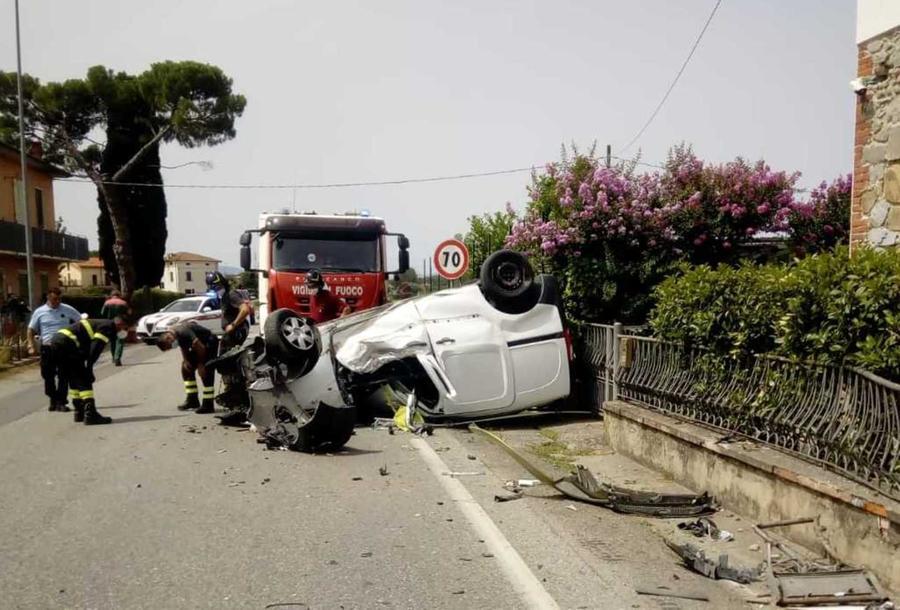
xmin=15 ymin=0 xmax=35 ymax=311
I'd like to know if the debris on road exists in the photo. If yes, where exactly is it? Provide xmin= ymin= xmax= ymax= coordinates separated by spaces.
xmin=352 ymin=476 xmax=363 ymax=481
xmin=504 ymin=479 xmax=541 ymax=489
xmin=442 ymin=471 xmax=484 ymax=477
xmin=565 ymin=504 xmax=578 ymax=511
xmin=493 ymin=492 xmax=523 ymax=503
xmin=678 ymin=517 xmax=734 ymax=541
xmin=635 ymin=585 xmax=710 ymax=602
xmin=767 ymin=567 xmax=888 ymax=607
xmin=378 ymin=465 xmax=390 ymax=476
xmin=466 ymin=454 xmax=477 ymax=460
xmin=472 ymin=424 xmax=717 ymax=516
xmin=756 ymin=516 xmax=815 ymax=530
xmin=664 ymin=540 xmax=761 ymax=584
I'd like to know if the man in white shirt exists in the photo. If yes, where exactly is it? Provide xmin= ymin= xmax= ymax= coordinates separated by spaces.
xmin=27 ymin=287 xmax=81 ymax=412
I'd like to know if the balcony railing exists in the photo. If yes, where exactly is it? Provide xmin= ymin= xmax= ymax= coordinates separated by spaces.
xmin=0 ymin=219 xmax=89 ymax=261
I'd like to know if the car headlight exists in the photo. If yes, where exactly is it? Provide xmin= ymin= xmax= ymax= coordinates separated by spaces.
xmin=162 ymin=316 xmax=180 ymax=327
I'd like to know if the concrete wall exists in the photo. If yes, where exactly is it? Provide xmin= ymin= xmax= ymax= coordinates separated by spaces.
xmin=0 ymin=254 xmax=61 ymax=300
xmin=603 ymin=401 xmax=900 ymax=593
xmin=0 ymin=154 xmax=57 ymax=230
xmin=851 ymin=25 xmax=900 ymax=248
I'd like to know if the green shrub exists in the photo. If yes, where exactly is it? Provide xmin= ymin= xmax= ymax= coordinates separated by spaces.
xmin=650 ymin=246 xmax=900 ymax=381
xmin=651 ymin=262 xmax=788 ymax=358
xmin=779 ymin=246 xmax=900 ymax=378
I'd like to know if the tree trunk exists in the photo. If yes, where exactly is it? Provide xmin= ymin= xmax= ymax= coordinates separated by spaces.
xmin=99 ymin=182 xmax=137 ymax=302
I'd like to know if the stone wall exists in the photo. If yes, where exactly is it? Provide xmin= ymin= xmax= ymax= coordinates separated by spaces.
xmin=852 ymin=25 xmax=900 ymax=249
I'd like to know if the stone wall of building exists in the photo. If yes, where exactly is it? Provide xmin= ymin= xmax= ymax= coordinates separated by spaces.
xmin=852 ymin=25 xmax=900 ymax=249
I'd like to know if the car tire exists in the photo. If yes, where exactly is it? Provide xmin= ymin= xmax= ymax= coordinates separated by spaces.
xmin=291 ymin=404 xmax=357 ymax=453
xmin=480 ymin=249 xmax=541 ymax=314
xmin=263 ymin=308 xmax=320 ymax=375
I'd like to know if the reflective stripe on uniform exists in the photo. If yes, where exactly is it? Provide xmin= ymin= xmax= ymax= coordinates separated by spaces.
xmin=80 ymin=319 xmax=95 ymax=339
xmin=184 ymin=380 xmax=198 ymax=394
xmin=59 ymin=328 xmax=79 ymax=347
xmin=93 ymin=332 xmax=110 ymax=344
xmin=68 ymin=389 xmax=79 ymax=400
xmin=202 ymin=388 xmax=215 ymax=398
xmin=79 ymin=390 xmax=94 ymax=400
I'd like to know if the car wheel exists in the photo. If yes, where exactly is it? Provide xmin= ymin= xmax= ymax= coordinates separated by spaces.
xmin=263 ymin=308 xmax=320 ymax=374
xmin=480 ymin=249 xmax=541 ymax=314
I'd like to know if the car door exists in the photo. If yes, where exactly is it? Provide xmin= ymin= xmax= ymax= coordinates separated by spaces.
xmin=196 ymin=298 xmax=222 ymax=334
xmin=415 ymin=289 xmax=515 ymax=416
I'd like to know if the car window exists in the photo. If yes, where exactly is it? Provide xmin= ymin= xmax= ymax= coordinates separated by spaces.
xmin=162 ymin=299 xmax=203 ymax=313
xmin=203 ymin=299 xmax=221 ymax=311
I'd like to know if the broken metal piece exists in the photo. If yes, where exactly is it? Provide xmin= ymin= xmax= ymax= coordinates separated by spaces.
xmin=768 ymin=569 xmax=888 ymax=606
xmin=494 ymin=492 xmax=524 ymax=503
xmin=665 ymin=540 xmax=761 ymax=584
xmin=635 ymin=585 xmax=710 ymax=602
xmin=679 ymin=517 xmax=734 ymax=541
xmin=470 ymin=424 xmax=717 ymax=516
xmin=757 ymin=517 xmax=815 ymax=530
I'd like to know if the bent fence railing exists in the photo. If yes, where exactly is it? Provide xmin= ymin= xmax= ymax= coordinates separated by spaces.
xmin=581 ymin=324 xmax=900 ymax=499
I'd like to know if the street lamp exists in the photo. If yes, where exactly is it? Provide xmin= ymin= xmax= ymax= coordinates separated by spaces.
xmin=14 ymin=0 xmax=35 ymax=311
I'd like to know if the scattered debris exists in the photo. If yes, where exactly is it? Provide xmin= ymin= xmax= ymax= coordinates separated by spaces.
xmin=352 ymin=476 xmax=363 ymax=481
xmin=482 ymin=553 xmax=494 ymax=558
xmin=748 ymin=544 xmax=760 ymax=552
xmin=458 ymin=557 xmax=473 ymax=562
xmin=665 ymin=540 xmax=761 ymax=584
xmin=635 ymin=585 xmax=710 ymax=602
xmin=757 ymin=517 xmax=815 ymax=530
xmin=494 ymin=492 xmax=524 ymax=503
xmin=505 ymin=479 xmax=541 ymax=489
xmin=473 ymin=425 xmax=716 ymax=516
xmin=767 ymin=568 xmax=888 ymax=607
xmin=565 ymin=504 xmax=578 ymax=512
xmin=217 ymin=449 xmax=227 ymax=454
xmin=466 ymin=454 xmax=477 ymax=460
xmin=678 ymin=517 xmax=734 ymax=541
xmin=361 ymin=551 xmax=373 ymax=558
xmin=451 ymin=590 xmax=465 ymax=595
xmin=442 ymin=471 xmax=484 ymax=477
xmin=135 ymin=483 xmax=142 ymax=489
xmin=261 ymin=477 xmax=271 ymax=485
xmin=378 ymin=465 xmax=390 ymax=476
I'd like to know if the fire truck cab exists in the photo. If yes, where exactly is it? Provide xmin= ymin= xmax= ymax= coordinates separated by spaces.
xmin=239 ymin=212 xmax=409 ymax=325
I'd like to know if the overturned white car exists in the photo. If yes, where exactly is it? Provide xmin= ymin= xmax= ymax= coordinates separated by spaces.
xmin=212 ymin=250 xmax=573 ymax=452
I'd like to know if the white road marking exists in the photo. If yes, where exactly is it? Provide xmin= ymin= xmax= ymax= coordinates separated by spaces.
xmin=411 ymin=436 xmax=560 ymax=610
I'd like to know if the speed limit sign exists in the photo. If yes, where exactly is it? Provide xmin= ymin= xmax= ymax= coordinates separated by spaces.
xmin=433 ymin=238 xmax=470 ymax=280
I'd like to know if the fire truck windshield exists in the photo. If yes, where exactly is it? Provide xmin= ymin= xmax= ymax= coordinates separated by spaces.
xmin=272 ymin=235 xmax=380 ymax=273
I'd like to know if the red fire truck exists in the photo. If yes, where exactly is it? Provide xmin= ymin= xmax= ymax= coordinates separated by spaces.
xmin=239 ymin=212 xmax=410 ymax=324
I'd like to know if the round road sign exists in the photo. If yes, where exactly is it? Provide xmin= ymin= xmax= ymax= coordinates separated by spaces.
xmin=433 ymin=238 xmax=470 ymax=280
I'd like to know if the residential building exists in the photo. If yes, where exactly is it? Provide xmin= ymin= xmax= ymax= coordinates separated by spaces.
xmin=851 ymin=0 xmax=900 ymax=249
xmin=0 ymin=141 xmax=89 ymax=303
xmin=59 ymin=257 xmax=113 ymax=290
xmin=161 ymin=252 xmax=220 ymax=294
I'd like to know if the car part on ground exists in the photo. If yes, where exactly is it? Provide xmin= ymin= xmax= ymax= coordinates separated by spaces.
xmin=479 ymin=249 xmax=540 ymax=314
xmin=664 ymin=540 xmax=762 ymax=585
xmin=766 ymin=567 xmax=888 ymax=607
xmin=470 ymin=424 xmax=717 ymax=516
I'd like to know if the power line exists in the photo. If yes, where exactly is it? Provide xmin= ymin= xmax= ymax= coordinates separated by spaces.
xmin=56 ymin=156 xmax=669 ymax=191
xmin=620 ymin=0 xmax=723 ymax=153
xmin=57 ymin=166 xmax=538 ymax=190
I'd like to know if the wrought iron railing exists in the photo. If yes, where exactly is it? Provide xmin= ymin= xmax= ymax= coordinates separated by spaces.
xmin=0 ymin=219 xmax=89 ymax=260
xmin=581 ymin=326 xmax=900 ymax=499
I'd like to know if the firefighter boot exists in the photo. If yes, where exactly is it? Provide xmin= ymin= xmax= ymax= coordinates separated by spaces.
xmin=82 ymin=399 xmax=112 ymax=425
xmin=72 ymin=398 xmax=85 ymax=423
xmin=196 ymin=386 xmax=215 ymax=414
xmin=178 ymin=380 xmax=200 ymax=410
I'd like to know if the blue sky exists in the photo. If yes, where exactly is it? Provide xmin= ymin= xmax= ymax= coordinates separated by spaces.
xmin=2 ymin=0 xmax=856 ymax=267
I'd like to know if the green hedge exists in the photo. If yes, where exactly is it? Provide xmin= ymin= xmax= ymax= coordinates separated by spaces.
xmin=62 ymin=289 xmax=184 ymax=321
xmin=650 ymin=246 xmax=900 ymax=381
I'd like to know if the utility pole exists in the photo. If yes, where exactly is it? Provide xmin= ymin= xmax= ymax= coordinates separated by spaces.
xmin=15 ymin=0 xmax=35 ymax=310
xmin=606 ymin=144 xmax=612 ymax=169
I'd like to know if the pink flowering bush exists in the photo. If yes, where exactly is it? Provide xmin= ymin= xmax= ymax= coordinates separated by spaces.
xmin=786 ymin=174 xmax=852 ymax=255
xmin=507 ymin=145 xmax=846 ymax=322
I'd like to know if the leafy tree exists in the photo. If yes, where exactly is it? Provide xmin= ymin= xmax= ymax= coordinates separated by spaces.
xmin=462 ymin=205 xmax=517 ymax=278
xmin=0 ymin=62 xmax=246 ymax=299
xmin=236 ymin=270 xmax=259 ymax=291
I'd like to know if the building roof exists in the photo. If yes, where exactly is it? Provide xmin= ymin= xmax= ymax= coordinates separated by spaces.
xmin=165 ymin=251 xmax=221 ymax=263
xmin=0 ymin=141 xmax=70 ymax=178
xmin=79 ymin=256 xmax=105 ymax=268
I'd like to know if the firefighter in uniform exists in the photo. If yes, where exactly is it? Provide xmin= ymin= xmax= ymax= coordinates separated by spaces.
xmin=50 ymin=316 xmax=128 ymax=425
xmin=206 ymin=271 xmax=251 ymax=352
xmin=156 ymin=321 xmax=219 ymax=414
xmin=306 ymin=270 xmax=351 ymax=321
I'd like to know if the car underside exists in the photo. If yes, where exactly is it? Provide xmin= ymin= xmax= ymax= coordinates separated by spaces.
xmin=211 ymin=250 xmax=573 ymax=452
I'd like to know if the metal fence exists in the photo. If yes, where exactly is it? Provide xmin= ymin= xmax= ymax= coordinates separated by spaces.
xmin=581 ymin=324 xmax=900 ymax=499
xmin=0 ymin=219 xmax=89 ymax=260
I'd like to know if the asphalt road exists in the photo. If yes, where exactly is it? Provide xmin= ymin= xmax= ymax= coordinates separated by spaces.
xmin=0 ymin=344 xmax=749 ymax=609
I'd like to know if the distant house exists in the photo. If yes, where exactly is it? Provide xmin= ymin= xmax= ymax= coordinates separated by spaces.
xmin=161 ymin=252 xmax=221 ymax=295
xmin=59 ymin=257 xmax=112 ymax=290
xmin=0 ymin=141 xmax=89 ymax=302
xmin=851 ymin=1 xmax=900 ymax=249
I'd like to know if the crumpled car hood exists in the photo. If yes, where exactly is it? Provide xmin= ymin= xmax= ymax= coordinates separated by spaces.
xmin=331 ymin=300 xmax=431 ymax=374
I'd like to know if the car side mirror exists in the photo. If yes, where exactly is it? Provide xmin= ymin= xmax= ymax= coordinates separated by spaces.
xmin=240 ymin=246 xmax=251 ymax=271
xmin=239 ymin=231 xmax=252 ymax=247
xmin=397 ymin=235 xmax=410 ymax=250
xmin=201 ymin=306 xmax=211 ymax=313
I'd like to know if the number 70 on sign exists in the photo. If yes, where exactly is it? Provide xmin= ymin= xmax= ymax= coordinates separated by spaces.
xmin=433 ymin=238 xmax=470 ymax=281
